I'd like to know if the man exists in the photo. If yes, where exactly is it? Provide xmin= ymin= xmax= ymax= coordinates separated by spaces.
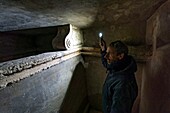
xmin=99 ymin=40 xmax=138 ymax=113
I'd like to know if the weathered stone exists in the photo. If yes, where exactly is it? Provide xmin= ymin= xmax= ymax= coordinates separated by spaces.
xmin=0 ymin=0 xmax=166 ymax=31
xmin=0 ymin=48 xmax=81 ymax=77
xmin=65 ymin=24 xmax=83 ymax=50
xmin=52 ymin=25 xmax=69 ymax=50
xmin=146 ymin=0 xmax=170 ymax=48
xmin=140 ymin=1 xmax=170 ymax=113
xmin=0 ymin=55 xmax=85 ymax=113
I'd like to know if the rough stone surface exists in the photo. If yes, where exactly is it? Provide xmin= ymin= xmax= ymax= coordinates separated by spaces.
xmin=0 ymin=0 xmax=99 ymax=31
xmin=83 ymin=21 xmax=147 ymax=47
xmin=140 ymin=1 xmax=170 ymax=113
xmin=52 ymin=25 xmax=69 ymax=50
xmin=140 ymin=44 xmax=170 ymax=113
xmin=146 ymin=0 xmax=170 ymax=48
xmin=52 ymin=24 xmax=84 ymax=50
xmin=0 ymin=51 xmax=66 ymax=76
xmin=65 ymin=24 xmax=84 ymax=50
xmin=0 ymin=47 xmax=81 ymax=88
xmin=0 ymin=0 xmax=166 ymax=31
xmin=0 ymin=55 xmax=84 ymax=113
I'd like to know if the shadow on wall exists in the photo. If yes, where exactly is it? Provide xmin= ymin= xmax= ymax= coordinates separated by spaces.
xmin=0 ymin=27 xmax=57 ymax=63
xmin=59 ymin=62 xmax=88 ymax=113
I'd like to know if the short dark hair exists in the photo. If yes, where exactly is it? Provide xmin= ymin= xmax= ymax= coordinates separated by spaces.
xmin=109 ymin=40 xmax=128 ymax=55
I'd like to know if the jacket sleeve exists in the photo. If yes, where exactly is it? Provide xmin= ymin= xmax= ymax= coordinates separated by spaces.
xmin=110 ymin=86 xmax=132 ymax=113
xmin=101 ymin=50 xmax=109 ymax=69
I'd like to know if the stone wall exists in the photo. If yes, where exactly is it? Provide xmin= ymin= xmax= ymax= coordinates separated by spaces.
xmin=140 ymin=1 xmax=170 ymax=113
xmin=60 ymin=62 xmax=88 ymax=113
xmin=0 ymin=55 xmax=86 ymax=113
xmin=82 ymin=21 xmax=146 ymax=47
xmin=84 ymin=56 xmax=105 ymax=111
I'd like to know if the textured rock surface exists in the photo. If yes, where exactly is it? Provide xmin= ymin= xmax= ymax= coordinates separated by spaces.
xmin=0 ymin=0 xmax=166 ymax=31
xmin=0 ymin=0 xmax=99 ymax=31
xmin=0 ymin=48 xmax=81 ymax=88
xmin=146 ymin=0 xmax=170 ymax=48
xmin=140 ymin=45 xmax=170 ymax=113
xmin=0 ymin=55 xmax=85 ymax=113
xmin=140 ymin=1 xmax=170 ymax=113
xmin=0 ymin=1 xmax=169 ymax=113
xmin=52 ymin=25 xmax=69 ymax=50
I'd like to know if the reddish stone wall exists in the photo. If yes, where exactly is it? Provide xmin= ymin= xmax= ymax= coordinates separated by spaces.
xmin=140 ymin=1 xmax=170 ymax=113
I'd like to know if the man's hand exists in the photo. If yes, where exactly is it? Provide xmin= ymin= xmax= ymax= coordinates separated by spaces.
xmin=99 ymin=38 xmax=107 ymax=51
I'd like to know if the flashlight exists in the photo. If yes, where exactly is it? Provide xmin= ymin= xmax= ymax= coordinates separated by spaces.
xmin=99 ymin=32 xmax=103 ymax=38
xmin=98 ymin=32 xmax=104 ymax=46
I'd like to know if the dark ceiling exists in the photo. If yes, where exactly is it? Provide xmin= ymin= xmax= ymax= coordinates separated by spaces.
xmin=0 ymin=0 xmax=167 ymax=31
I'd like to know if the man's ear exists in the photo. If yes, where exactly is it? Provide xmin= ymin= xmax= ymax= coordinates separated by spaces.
xmin=118 ymin=53 xmax=124 ymax=60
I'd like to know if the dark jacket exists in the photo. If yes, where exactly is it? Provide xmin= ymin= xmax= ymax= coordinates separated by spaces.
xmin=101 ymin=51 xmax=138 ymax=113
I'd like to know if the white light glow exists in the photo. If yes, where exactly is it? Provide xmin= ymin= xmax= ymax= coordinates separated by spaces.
xmin=99 ymin=32 xmax=103 ymax=38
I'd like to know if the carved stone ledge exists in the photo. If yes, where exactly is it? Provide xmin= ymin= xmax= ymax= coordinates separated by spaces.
xmin=0 ymin=48 xmax=81 ymax=89
xmin=81 ymin=46 xmax=151 ymax=63
xmin=52 ymin=25 xmax=69 ymax=50
xmin=0 ymin=45 xmax=151 ymax=89
xmin=52 ymin=24 xmax=83 ymax=50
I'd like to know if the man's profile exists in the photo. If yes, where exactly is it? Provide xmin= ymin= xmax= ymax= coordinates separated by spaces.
xmin=99 ymin=40 xmax=138 ymax=113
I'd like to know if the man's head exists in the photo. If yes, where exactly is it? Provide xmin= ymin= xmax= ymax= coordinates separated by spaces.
xmin=104 ymin=40 xmax=128 ymax=64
